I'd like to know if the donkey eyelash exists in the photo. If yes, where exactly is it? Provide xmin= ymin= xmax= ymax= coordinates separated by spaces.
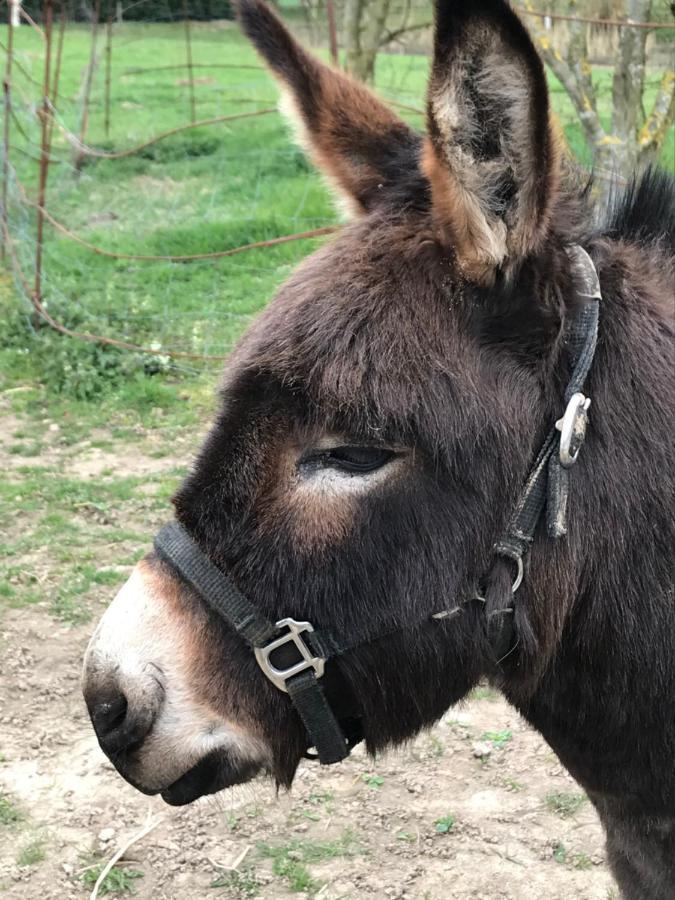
xmin=298 ymin=446 xmax=397 ymax=475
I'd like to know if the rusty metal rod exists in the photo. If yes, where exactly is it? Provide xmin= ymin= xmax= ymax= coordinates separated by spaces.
xmin=104 ymin=10 xmax=113 ymax=138
xmin=51 ymin=2 xmax=66 ymax=106
xmin=182 ymin=0 xmax=196 ymax=125
xmin=34 ymin=0 xmax=54 ymax=308
xmin=1 ymin=5 xmax=15 ymax=261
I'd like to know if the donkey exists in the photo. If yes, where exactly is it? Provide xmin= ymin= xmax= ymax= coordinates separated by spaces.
xmin=82 ymin=0 xmax=675 ymax=896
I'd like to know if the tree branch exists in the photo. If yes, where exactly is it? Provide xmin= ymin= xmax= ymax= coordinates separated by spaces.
xmin=523 ymin=0 xmax=605 ymax=149
xmin=638 ymin=68 xmax=675 ymax=163
xmin=611 ymin=0 xmax=651 ymax=152
xmin=380 ymin=20 xmax=433 ymax=47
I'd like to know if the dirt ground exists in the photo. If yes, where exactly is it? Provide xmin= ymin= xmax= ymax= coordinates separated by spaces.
xmin=0 ymin=402 xmax=618 ymax=900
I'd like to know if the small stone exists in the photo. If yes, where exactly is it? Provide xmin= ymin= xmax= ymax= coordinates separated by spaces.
xmin=98 ymin=827 xmax=115 ymax=843
xmin=472 ymin=741 xmax=492 ymax=759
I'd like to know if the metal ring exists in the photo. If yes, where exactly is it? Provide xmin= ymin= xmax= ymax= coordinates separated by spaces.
xmin=511 ymin=558 xmax=524 ymax=594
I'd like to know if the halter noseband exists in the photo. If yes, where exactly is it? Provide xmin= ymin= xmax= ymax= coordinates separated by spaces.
xmin=153 ymin=245 xmax=601 ymax=766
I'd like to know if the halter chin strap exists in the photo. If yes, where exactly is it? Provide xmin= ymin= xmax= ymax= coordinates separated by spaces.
xmin=153 ymin=244 xmax=601 ymax=766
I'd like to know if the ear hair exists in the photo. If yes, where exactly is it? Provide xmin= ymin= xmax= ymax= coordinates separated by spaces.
xmin=237 ymin=0 xmax=420 ymax=216
xmin=424 ymin=0 xmax=560 ymax=283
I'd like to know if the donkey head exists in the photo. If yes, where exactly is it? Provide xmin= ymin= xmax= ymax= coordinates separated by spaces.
xmin=83 ymin=0 xmax=577 ymax=805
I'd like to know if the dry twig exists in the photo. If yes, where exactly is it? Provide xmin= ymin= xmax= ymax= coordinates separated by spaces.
xmin=89 ymin=811 xmax=163 ymax=900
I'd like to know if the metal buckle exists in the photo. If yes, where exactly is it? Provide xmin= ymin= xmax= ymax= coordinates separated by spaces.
xmin=556 ymin=393 xmax=591 ymax=469
xmin=254 ymin=618 xmax=326 ymax=693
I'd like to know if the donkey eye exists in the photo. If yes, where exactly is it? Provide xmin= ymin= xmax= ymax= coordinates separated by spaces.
xmin=301 ymin=446 xmax=396 ymax=474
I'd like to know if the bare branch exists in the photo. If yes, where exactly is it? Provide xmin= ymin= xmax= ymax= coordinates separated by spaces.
xmin=638 ymin=68 xmax=675 ymax=163
xmin=523 ymin=0 xmax=605 ymax=149
xmin=380 ymin=20 xmax=433 ymax=47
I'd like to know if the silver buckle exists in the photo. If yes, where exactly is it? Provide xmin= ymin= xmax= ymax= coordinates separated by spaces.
xmin=254 ymin=618 xmax=326 ymax=693
xmin=556 ymin=393 xmax=591 ymax=469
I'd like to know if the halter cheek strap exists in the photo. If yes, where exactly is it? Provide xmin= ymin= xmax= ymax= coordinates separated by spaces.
xmin=154 ymin=244 xmax=601 ymax=766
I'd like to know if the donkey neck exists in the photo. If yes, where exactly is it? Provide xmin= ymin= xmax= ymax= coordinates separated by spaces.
xmin=504 ymin=236 xmax=675 ymax=813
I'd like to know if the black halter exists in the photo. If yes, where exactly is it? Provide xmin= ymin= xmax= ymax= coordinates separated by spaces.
xmin=153 ymin=245 xmax=601 ymax=766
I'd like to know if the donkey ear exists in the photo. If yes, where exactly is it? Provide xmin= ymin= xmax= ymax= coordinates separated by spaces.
xmin=422 ymin=0 xmax=560 ymax=282
xmin=236 ymin=0 xmax=419 ymax=216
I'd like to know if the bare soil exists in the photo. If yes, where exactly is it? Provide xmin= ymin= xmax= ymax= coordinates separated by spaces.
xmin=0 ymin=406 xmax=617 ymax=900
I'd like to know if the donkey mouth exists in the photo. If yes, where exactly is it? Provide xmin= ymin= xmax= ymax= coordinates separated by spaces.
xmin=160 ymin=751 xmax=264 ymax=806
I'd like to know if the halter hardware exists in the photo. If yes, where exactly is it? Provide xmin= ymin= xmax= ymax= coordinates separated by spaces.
xmin=153 ymin=243 xmax=601 ymax=768
xmin=556 ymin=393 xmax=591 ymax=469
xmin=254 ymin=619 xmax=326 ymax=693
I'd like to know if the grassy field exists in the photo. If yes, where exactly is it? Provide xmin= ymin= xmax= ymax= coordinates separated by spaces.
xmin=0 ymin=19 xmax=673 ymax=619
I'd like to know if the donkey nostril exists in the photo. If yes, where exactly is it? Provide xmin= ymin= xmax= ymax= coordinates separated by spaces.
xmin=95 ymin=692 xmax=128 ymax=737
xmin=87 ymin=688 xmax=155 ymax=758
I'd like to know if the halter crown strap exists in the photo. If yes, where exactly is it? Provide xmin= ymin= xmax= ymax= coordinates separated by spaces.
xmin=496 ymin=245 xmax=600 ymax=564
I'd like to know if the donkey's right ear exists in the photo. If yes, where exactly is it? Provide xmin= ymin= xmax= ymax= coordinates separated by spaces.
xmin=236 ymin=0 xmax=419 ymax=216
xmin=423 ymin=0 xmax=560 ymax=283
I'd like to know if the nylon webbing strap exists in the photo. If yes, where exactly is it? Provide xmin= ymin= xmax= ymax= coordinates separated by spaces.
xmin=154 ymin=521 xmax=351 ymax=765
xmin=496 ymin=245 xmax=600 ymax=563
xmin=286 ymin=671 xmax=350 ymax=764
xmin=154 ymin=521 xmax=277 ymax=647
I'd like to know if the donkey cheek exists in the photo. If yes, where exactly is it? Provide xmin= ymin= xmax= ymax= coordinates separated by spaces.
xmin=289 ymin=489 xmax=358 ymax=550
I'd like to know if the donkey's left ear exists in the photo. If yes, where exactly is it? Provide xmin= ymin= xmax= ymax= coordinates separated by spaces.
xmin=237 ymin=0 xmax=419 ymax=217
xmin=423 ymin=0 xmax=560 ymax=283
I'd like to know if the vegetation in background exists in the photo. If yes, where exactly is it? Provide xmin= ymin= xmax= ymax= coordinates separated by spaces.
xmin=0 ymin=792 xmax=23 ymax=826
xmin=546 ymin=791 xmax=588 ymax=818
xmin=0 ymin=21 xmax=672 ymax=629
xmin=257 ymin=831 xmax=362 ymax=896
xmin=79 ymin=864 xmax=144 ymax=895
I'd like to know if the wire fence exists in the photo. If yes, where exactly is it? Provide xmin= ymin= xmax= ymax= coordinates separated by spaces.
xmin=0 ymin=1 xmax=673 ymax=376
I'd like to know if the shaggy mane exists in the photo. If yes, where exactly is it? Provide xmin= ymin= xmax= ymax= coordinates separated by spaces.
xmin=604 ymin=166 xmax=675 ymax=251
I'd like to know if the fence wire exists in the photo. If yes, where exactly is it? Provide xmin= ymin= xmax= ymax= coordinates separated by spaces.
xmin=0 ymin=4 xmax=672 ymax=374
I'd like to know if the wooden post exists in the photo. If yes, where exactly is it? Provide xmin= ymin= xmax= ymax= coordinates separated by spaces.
xmin=183 ymin=0 xmax=196 ymax=125
xmin=1 ymin=4 xmax=15 ymax=259
xmin=326 ymin=0 xmax=339 ymax=67
xmin=34 ymin=0 xmax=54 ymax=308
xmin=9 ymin=1 xmax=22 ymax=28
xmin=51 ymin=2 xmax=66 ymax=107
xmin=74 ymin=0 xmax=101 ymax=171
xmin=104 ymin=10 xmax=113 ymax=138
xmin=46 ymin=2 xmax=67 ymax=151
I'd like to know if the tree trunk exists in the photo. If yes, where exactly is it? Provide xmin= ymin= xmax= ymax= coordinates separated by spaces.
xmin=607 ymin=0 xmax=651 ymax=175
xmin=343 ymin=0 xmax=391 ymax=83
xmin=525 ymin=0 xmax=674 ymax=208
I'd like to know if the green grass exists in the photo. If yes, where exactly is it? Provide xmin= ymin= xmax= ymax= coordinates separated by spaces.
xmin=552 ymin=842 xmax=593 ymax=869
xmin=434 ymin=814 xmax=455 ymax=834
xmin=361 ymin=773 xmax=385 ymax=789
xmin=469 ymin=685 xmax=501 ymax=701
xmin=0 ymin=456 xmax=185 ymax=619
xmin=545 ymin=791 xmax=588 ymax=818
xmin=1 ymin=22 xmax=672 ymax=417
xmin=80 ymin=864 xmax=144 ymax=895
xmin=17 ymin=835 xmax=47 ymax=867
xmin=481 ymin=729 xmax=513 ymax=749
xmin=211 ymin=867 xmax=261 ymax=896
xmin=257 ymin=831 xmax=362 ymax=897
xmin=0 ymin=793 xmax=23 ymax=826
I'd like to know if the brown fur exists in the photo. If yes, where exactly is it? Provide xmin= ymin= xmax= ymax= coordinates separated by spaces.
xmin=238 ymin=0 xmax=421 ymax=215
xmin=86 ymin=5 xmax=675 ymax=897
